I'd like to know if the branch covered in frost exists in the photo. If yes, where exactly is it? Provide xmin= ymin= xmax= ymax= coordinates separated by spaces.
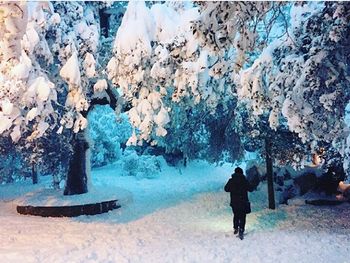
xmin=237 ymin=2 xmax=350 ymax=154
xmin=107 ymin=1 xmax=238 ymax=145
xmin=0 ymin=2 xmax=58 ymax=142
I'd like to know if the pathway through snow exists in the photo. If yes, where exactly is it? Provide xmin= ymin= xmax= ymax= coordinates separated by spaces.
xmin=0 ymin=161 xmax=349 ymax=263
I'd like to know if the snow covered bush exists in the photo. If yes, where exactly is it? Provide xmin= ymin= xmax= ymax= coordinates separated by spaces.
xmin=88 ymin=105 xmax=132 ymax=167
xmin=121 ymin=150 xmax=162 ymax=179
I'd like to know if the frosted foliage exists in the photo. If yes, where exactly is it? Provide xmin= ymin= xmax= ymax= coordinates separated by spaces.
xmin=237 ymin=2 xmax=350 ymax=150
xmin=93 ymin=79 xmax=107 ymax=93
xmin=121 ymin=150 xmax=161 ymax=179
xmin=113 ymin=1 xmax=155 ymax=56
xmin=0 ymin=3 xmax=58 ymax=142
xmin=0 ymin=2 xmax=28 ymax=64
xmin=191 ymin=2 xmax=271 ymax=71
xmin=84 ymin=53 xmax=96 ymax=79
xmin=109 ymin=1 xmax=189 ymax=145
xmin=32 ymin=77 xmax=54 ymax=102
xmin=51 ymin=2 xmax=102 ymax=134
xmin=289 ymin=2 xmax=323 ymax=39
xmin=0 ymin=2 xmax=110 ymax=142
xmin=88 ymin=106 xmax=132 ymax=167
xmin=108 ymin=1 xmax=234 ymax=145
xmin=60 ymin=52 xmax=81 ymax=86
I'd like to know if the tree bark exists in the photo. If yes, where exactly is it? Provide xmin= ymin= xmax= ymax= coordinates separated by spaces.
xmin=63 ymin=83 xmax=118 ymax=195
xmin=32 ymin=164 xmax=38 ymax=184
xmin=265 ymin=137 xmax=275 ymax=209
xmin=64 ymin=131 xmax=89 ymax=195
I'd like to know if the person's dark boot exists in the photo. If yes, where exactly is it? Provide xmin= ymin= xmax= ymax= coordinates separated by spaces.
xmin=239 ymin=230 xmax=244 ymax=240
xmin=234 ymin=228 xmax=238 ymax=235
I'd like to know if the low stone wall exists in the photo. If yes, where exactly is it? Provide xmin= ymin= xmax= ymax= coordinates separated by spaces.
xmin=17 ymin=200 xmax=120 ymax=217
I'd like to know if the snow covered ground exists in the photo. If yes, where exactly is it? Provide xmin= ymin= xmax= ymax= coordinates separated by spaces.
xmin=0 ymin=160 xmax=349 ymax=263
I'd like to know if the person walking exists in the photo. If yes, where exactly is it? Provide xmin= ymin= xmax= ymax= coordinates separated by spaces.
xmin=224 ymin=167 xmax=253 ymax=240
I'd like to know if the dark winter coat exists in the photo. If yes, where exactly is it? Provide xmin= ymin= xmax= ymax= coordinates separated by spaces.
xmin=224 ymin=172 xmax=253 ymax=213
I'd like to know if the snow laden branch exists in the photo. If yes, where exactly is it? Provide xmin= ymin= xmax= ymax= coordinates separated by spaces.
xmin=191 ymin=2 xmax=288 ymax=71
xmin=108 ymin=1 xmax=261 ymax=145
xmin=38 ymin=2 xmax=120 ymax=137
xmin=55 ymin=2 xmax=103 ymax=134
xmin=237 ymin=2 xmax=350 ymax=154
xmin=0 ymin=1 xmax=121 ymax=144
xmin=0 ymin=2 xmax=27 ymax=63
xmin=0 ymin=2 xmax=57 ymax=142
xmin=108 ymin=1 xmax=196 ymax=145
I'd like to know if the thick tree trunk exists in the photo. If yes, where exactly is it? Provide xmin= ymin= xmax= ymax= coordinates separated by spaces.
xmin=62 ymin=83 xmax=117 ymax=196
xmin=265 ymin=137 xmax=275 ymax=209
xmin=64 ymin=131 xmax=89 ymax=195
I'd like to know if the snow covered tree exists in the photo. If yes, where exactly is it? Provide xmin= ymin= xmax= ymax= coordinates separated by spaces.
xmin=191 ymin=1 xmax=284 ymax=70
xmin=44 ymin=2 xmax=128 ymax=195
xmin=106 ymin=1 xmax=350 ymax=205
xmin=2 ymin=1 xmax=349 ymax=201
xmin=107 ymin=1 xmax=244 ymax=147
xmin=238 ymin=2 xmax=350 ymax=176
xmin=106 ymin=1 xmax=290 ymax=145
xmin=0 ymin=2 xmax=125 ymax=195
xmin=0 ymin=2 xmax=63 ymax=185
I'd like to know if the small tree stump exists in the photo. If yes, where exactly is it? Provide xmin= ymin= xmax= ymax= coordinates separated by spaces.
xmin=17 ymin=200 xmax=120 ymax=217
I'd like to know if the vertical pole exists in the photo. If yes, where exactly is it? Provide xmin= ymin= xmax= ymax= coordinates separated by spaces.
xmin=265 ymin=136 xmax=275 ymax=209
xmin=32 ymin=163 xmax=38 ymax=184
xmin=99 ymin=7 xmax=110 ymax=37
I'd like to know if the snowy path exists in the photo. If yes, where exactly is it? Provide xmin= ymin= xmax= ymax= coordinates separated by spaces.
xmin=1 ymin=161 xmax=350 ymax=263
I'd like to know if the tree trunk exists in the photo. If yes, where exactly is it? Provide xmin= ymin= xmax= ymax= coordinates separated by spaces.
xmin=99 ymin=7 xmax=110 ymax=37
xmin=265 ymin=137 xmax=275 ymax=209
xmin=32 ymin=164 xmax=38 ymax=185
xmin=64 ymin=131 xmax=89 ymax=195
xmin=62 ymin=83 xmax=118 ymax=196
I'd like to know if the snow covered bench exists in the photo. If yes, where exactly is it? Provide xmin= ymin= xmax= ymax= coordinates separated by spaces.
xmin=17 ymin=199 xmax=120 ymax=217
xmin=14 ymin=187 xmax=124 ymax=217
